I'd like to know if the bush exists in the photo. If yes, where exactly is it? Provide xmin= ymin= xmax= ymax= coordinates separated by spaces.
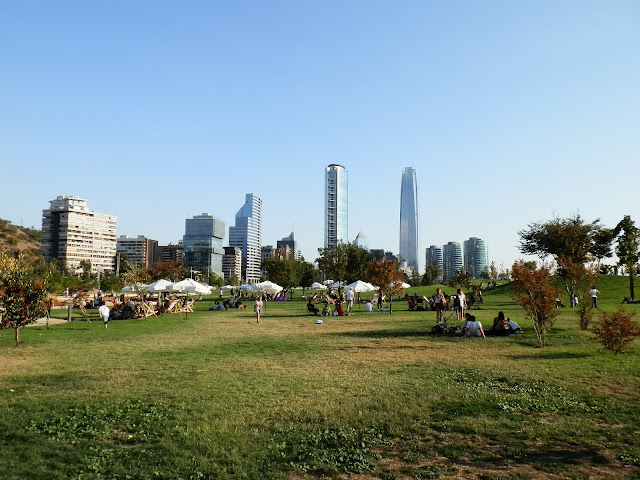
xmin=593 ymin=306 xmax=640 ymax=354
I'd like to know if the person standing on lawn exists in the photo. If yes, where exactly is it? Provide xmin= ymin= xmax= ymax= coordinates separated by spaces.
xmin=254 ymin=296 xmax=263 ymax=324
xmin=98 ymin=303 xmax=110 ymax=329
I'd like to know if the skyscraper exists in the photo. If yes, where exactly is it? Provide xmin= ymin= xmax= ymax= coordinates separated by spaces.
xmin=229 ymin=193 xmax=262 ymax=283
xmin=463 ymin=237 xmax=489 ymax=278
xmin=425 ymin=245 xmax=444 ymax=283
xmin=399 ymin=167 xmax=419 ymax=272
xmin=182 ymin=214 xmax=225 ymax=277
xmin=41 ymin=195 xmax=117 ymax=273
xmin=325 ymin=164 xmax=348 ymax=249
xmin=442 ymin=241 xmax=463 ymax=282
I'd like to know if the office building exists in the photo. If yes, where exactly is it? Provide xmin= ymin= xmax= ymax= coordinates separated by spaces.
xmin=116 ymin=235 xmax=158 ymax=269
xmin=399 ymin=167 xmax=419 ymax=273
xmin=229 ymin=193 xmax=262 ymax=283
xmin=158 ymin=243 xmax=184 ymax=264
xmin=222 ymin=246 xmax=242 ymax=282
xmin=325 ymin=164 xmax=348 ymax=249
xmin=442 ymin=241 xmax=463 ymax=282
xmin=425 ymin=245 xmax=444 ymax=283
xmin=277 ymin=232 xmax=300 ymax=259
xmin=353 ymin=232 xmax=369 ymax=251
xmin=464 ymin=237 xmax=489 ymax=278
xmin=182 ymin=214 xmax=225 ymax=277
xmin=41 ymin=195 xmax=117 ymax=273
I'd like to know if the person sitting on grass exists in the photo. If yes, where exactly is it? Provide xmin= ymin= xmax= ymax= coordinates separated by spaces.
xmin=321 ymin=303 xmax=331 ymax=316
xmin=489 ymin=311 xmax=509 ymax=336
xmin=365 ymin=300 xmax=374 ymax=312
xmin=463 ymin=314 xmax=485 ymax=338
xmin=334 ymin=304 xmax=345 ymax=316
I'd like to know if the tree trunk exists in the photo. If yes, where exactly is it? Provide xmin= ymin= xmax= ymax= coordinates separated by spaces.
xmin=67 ymin=305 xmax=72 ymax=322
xmin=15 ymin=326 xmax=19 ymax=347
xmin=630 ymin=274 xmax=635 ymax=301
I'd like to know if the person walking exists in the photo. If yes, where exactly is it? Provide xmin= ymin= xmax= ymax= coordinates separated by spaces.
xmin=254 ymin=296 xmax=263 ymax=324
xmin=98 ymin=303 xmax=110 ymax=329
xmin=590 ymin=286 xmax=600 ymax=308
xmin=346 ymin=287 xmax=354 ymax=314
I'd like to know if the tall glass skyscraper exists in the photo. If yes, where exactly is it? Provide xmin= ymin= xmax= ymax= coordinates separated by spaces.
xmin=183 ymin=213 xmax=226 ymax=277
xmin=229 ymin=193 xmax=262 ymax=283
xmin=442 ymin=241 xmax=463 ymax=282
xmin=463 ymin=237 xmax=489 ymax=278
xmin=399 ymin=167 xmax=419 ymax=272
xmin=325 ymin=164 xmax=348 ymax=249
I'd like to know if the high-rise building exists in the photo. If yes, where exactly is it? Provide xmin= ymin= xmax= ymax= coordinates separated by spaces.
xmin=425 ymin=245 xmax=444 ymax=283
xmin=229 ymin=193 xmax=262 ymax=283
xmin=325 ymin=164 xmax=348 ymax=249
xmin=353 ymin=232 xmax=369 ymax=251
xmin=41 ymin=195 xmax=117 ymax=273
xmin=222 ymin=246 xmax=242 ymax=282
xmin=463 ymin=237 xmax=489 ymax=279
xmin=182 ymin=214 xmax=225 ymax=277
xmin=158 ymin=243 xmax=183 ymax=263
xmin=277 ymin=232 xmax=299 ymax=259
xmin=399 ymin=167 xmax=419 ymax=273
xmin=116 ymin=235 xmax=158 ymax=268
xmin=442 ymin=241 xmax=463 ymax=282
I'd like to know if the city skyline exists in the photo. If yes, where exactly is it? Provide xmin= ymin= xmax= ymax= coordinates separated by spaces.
xmin=3 ymin=2 xmax=639 ymax=270
xmin=324 ymin=164 xmax=348 ymax=250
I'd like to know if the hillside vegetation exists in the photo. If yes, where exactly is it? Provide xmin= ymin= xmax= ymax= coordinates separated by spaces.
xmin=0 ymin=218 xmax=42 ymax=263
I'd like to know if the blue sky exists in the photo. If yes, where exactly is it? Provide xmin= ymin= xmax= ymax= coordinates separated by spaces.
xmin=2 ymin=0 xmax=639 ymax=272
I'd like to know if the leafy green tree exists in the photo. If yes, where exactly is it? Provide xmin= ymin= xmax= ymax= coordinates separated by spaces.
xmin=297 ymin=260 xmax=317 ymax=295
xmin=316 ymin=242 xmax=373 ymax=288
xmin=518 ymin=214 xmax=610 ymax=304
xmin=511 ymin=260 xmax=560 ymax=347
xmin=421 ymin=262 xmax=441 ymax=286
xmin=207 ymin=272 xmax=224 ymax=288
xmin=0 ymin=254 xmax=49 ymax=346
xmin=262 ymin=256 xmax=300 ymax=291
xmin=613 ymin=215 xmax=639 ymax=300
xmin=100 ymin=272 xmax=125 ymax=293
xmin=147 ymin=260 xmax=184 ymax=282
xmin=227 ymin=275 xmax=239 ymax=287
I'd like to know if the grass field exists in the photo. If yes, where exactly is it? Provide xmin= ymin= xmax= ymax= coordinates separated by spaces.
xmin=1 ymin=278 xmax=639 ymax=479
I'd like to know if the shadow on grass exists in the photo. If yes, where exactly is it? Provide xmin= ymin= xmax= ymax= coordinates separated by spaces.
xmin=512 ymin=351 xmax=592 ymax=360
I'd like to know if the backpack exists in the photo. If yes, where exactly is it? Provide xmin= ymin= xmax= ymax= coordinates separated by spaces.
xmin=453 ymin=296 xmax=461 ymax=308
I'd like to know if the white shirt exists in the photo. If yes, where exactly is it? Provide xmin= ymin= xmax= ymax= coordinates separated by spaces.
xmin=466 ymin=320 xmax=483 ymax=337
xmin=98 ymin=305 xmax=110 ymax=317
xmin=346 ymin=289 xmax=354 ymax=301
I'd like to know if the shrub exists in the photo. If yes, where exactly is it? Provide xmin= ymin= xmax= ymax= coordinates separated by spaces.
xmin=593 ymin=306 xmax=640 ymax=354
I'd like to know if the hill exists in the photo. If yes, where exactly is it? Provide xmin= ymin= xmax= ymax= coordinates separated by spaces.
xmin=0 ymin=218 xmax=42 ymax=263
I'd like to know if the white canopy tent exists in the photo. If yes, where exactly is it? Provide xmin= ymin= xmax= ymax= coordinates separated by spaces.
xmin=145 ymin=279 xmax=175 ymax=292
xmin=310 ymin=282 xmax=327 ymax=290
xmin=168 ymin=279 xmax=211 ymax=295
xmin=254 ymin=281 xmax=283 ymax=296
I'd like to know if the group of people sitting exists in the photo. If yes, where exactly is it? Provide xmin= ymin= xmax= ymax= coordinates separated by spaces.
xmin=461 ymin=311 xmax=521 ymax=337
xmin=209 ymin=295 xmax=247 ymax=311
xmin=307 ymin=297 xmax=353 ymax=316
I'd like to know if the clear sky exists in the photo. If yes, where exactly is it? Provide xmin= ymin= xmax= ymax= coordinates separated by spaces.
xmin=2 ymin=1 xmax=639 ymax=272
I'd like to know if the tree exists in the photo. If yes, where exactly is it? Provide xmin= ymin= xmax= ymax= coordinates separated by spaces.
xmin=489 ymin=262 xmax=498 ymax=281
xmin=298 ymin=260 xmax=318 ymax=295
xmin=444 ymin=269 xmax=474 ymax=293
xmin=316 ymin=242 xmax=373 ymax=289
xmin=613 ymin=215 xmax=639 ymax=300
xmin=208 ymin=272 xmax=224 ymax=288
xmin=367 ymin=259 xmax=403 ymax=314
xmin=518 ymin=214 xmax=609 ymax=305
xmin=262 ymin=256 xmax=300 ymax=291
xmin=593 ymin=306 xmax=640 ymax=355
xmin=147 ymin=260 xmax=184 ymax=282
xmin=511 ymin=260 xmax=560 ymax=348
xmin=421 ymin=262 xmax=441 ymax=286
xmin=0 ymin=254 xmax=49 ymax=346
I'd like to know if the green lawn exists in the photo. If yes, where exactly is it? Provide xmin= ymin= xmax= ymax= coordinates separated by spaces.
xmin=0 ymin=279 xmax=639 ymax=479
